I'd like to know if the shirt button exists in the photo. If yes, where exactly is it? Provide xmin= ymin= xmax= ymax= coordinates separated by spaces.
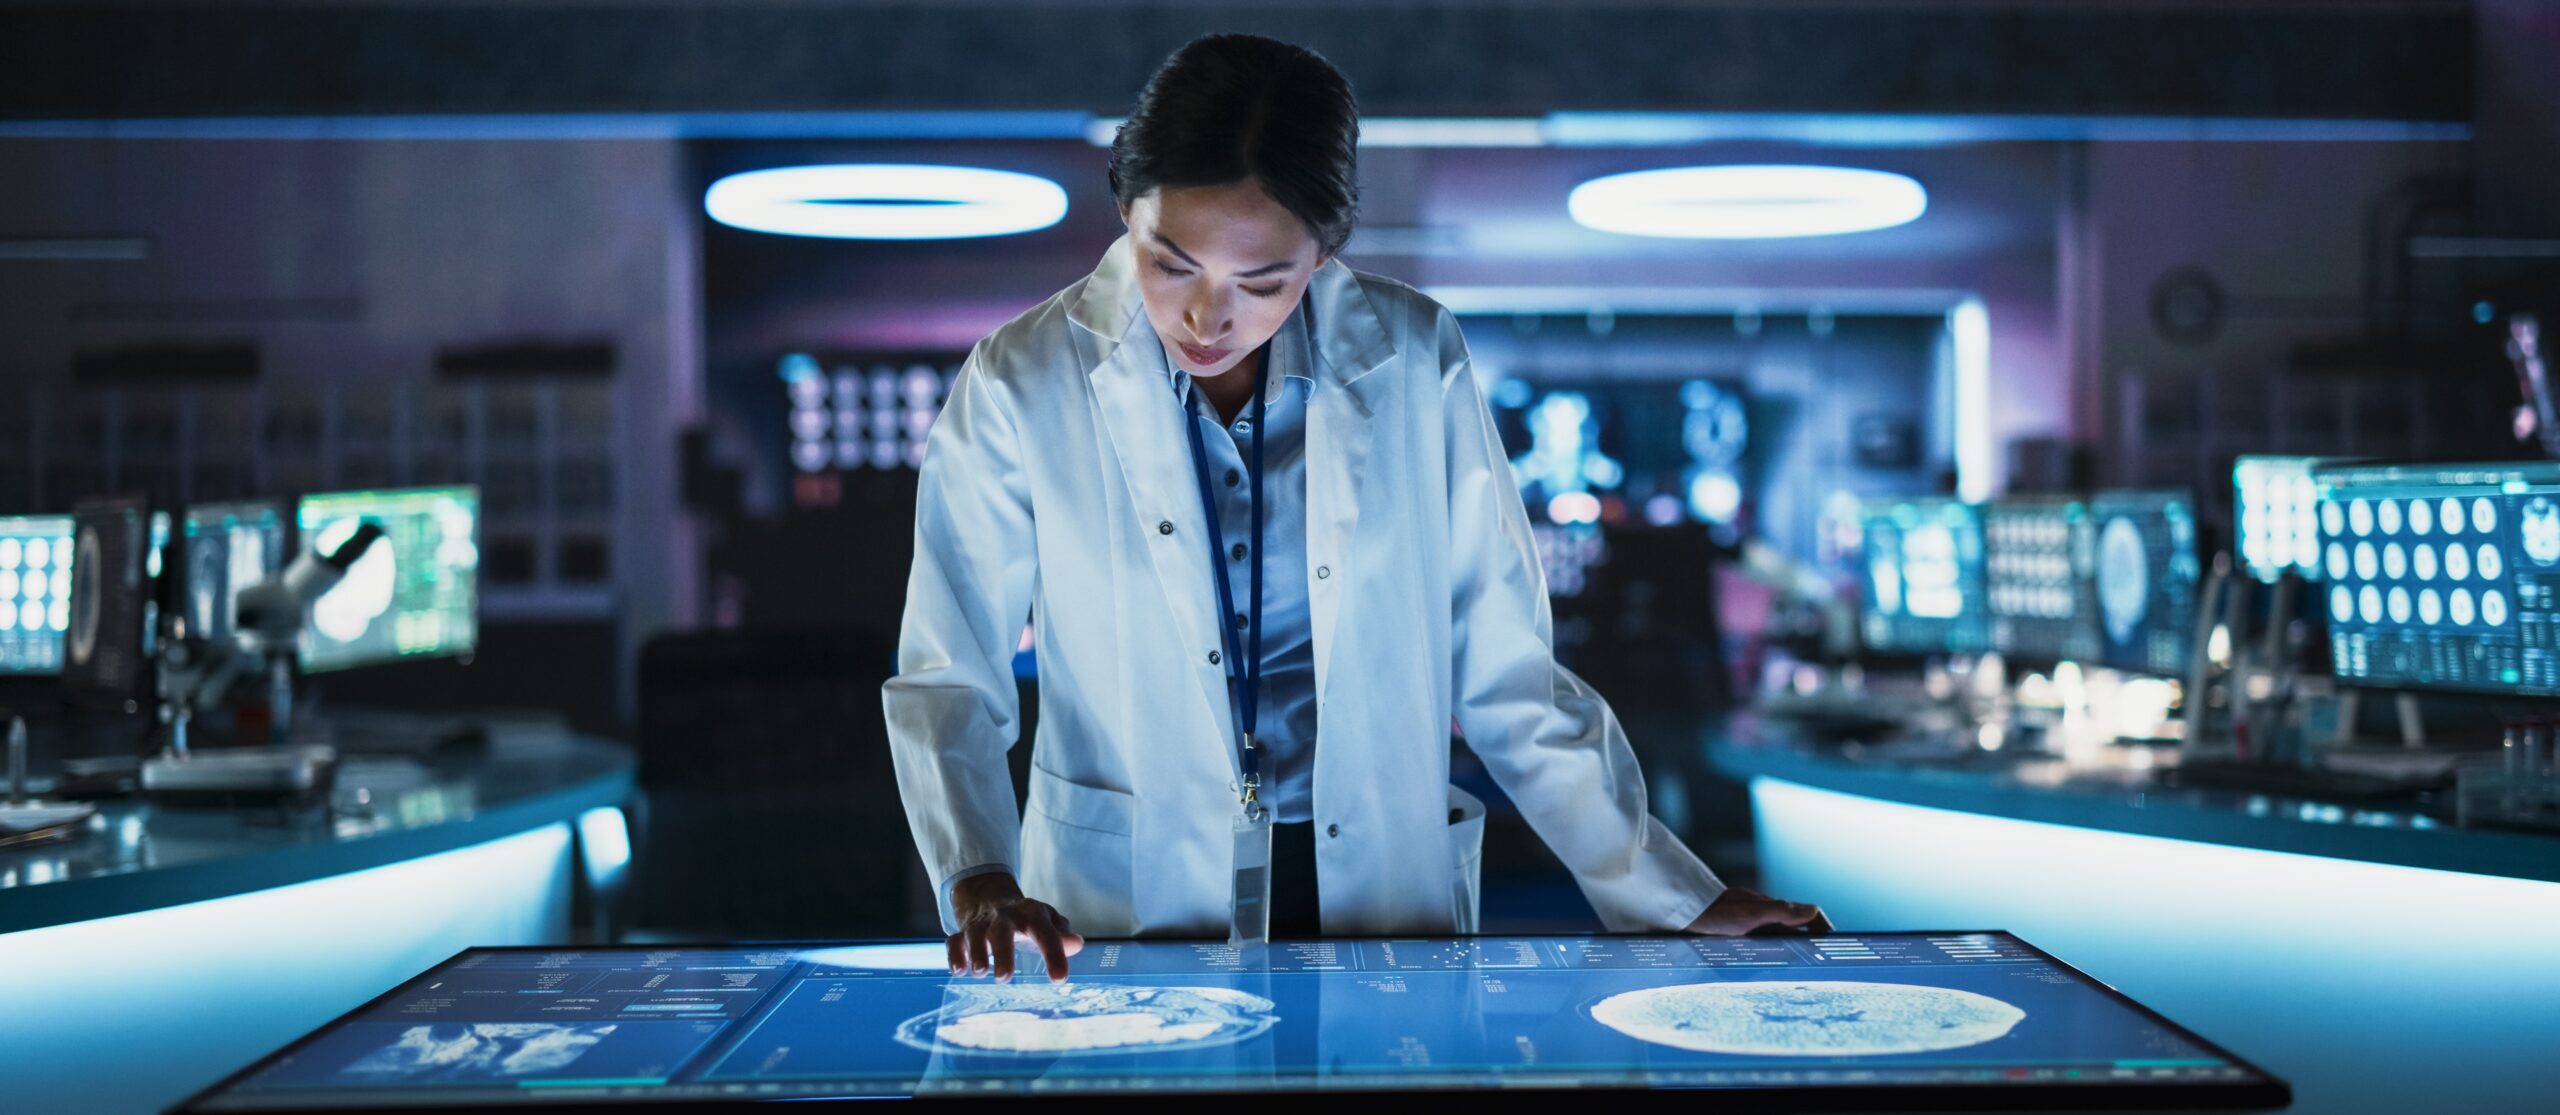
xmin=1158 ymin=520 xmax=1174 ymax=535
xmin=1231 ymin=542 xmax=1248 ymax=561
xmin=1325 ymin=823 xmax=1340 ymax=838
xmin=1224 ymin=469 xmax=1240 ymax=488
xmin=1316 ymin=565 xmax=1331 ymax=579
xmin=1233 ymin=419 xmax=1253 ymax=434
xmin=1208 ymin=650 xmax=1221 ymax=665
xmin=1232 ymin=612 xmax=1247 ymax=630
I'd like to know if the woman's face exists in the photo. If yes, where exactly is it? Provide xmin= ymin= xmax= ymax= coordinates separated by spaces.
xmin=1120 ymin=181 xmax=1328 ymax=379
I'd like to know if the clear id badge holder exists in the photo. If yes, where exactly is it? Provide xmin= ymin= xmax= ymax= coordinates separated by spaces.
xmin=1228 ymin=803 xmax=1274 ymax=946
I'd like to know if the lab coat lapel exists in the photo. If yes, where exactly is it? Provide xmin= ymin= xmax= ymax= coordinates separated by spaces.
xmin=1303 ymin=255 xmax=1398 ymax=705
xmin=1077 ymin=238 xmax=1240 ymax=781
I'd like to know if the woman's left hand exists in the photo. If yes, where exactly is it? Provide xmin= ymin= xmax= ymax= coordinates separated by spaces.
xmin=1683 ymin=887 xmax=1833 ymax=936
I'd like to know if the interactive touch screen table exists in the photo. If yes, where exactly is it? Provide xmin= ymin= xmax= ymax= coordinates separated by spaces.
xmin=178 ymin=933 xmax=2287 ymax=1111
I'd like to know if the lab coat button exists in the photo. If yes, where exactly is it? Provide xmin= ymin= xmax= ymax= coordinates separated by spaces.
xmin=1325 ymin=824 xmax=1340 ymax=838
xmin=1208 ymin=650 xmax=1221 ymax=665
xmin=1316 ymin=565 xmax=1331 ymax=579
xmin=1231 ymin=542 xmax=1248 ymax=561
xmin=1158 ymin=520 xmax=1174 ymax=535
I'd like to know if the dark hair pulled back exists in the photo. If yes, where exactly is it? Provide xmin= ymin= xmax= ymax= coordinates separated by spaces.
xmin=1108 ymin=33 xmax=1360 ymax=257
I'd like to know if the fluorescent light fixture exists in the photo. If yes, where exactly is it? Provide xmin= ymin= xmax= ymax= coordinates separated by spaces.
xmin=1567 ymin=165 xmax=1927 ymax=240
xmin=704 ymin=164 xmax=1068 ymax=240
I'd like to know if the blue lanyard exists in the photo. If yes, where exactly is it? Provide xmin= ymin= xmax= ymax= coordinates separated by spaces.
xmin=1178 ymin=343 xmax=1268 ymax=805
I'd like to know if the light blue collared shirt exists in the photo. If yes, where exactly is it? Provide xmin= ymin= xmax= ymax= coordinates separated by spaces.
xmin=936 ymin=298 xmax=1323 ymax=918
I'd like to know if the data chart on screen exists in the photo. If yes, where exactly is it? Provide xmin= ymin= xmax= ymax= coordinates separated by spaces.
xmin=2315 ymin=462 xmax=2560 ymax=697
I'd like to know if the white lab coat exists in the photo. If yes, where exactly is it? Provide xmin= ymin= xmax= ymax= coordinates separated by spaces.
xmin=884 ymin=233 xmax=1724 ymax=938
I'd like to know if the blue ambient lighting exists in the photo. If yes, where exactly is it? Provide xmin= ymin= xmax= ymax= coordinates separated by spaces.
xmin=1748 ymin=777 xmax=2560 ymax=1115
xmin=577 ymin=806 xmax=632 ymax=885
xmin=1568 ymin=165 xmax=1927 ymax=239
xmin=704 ymin=164 xmax=1068 ymax=240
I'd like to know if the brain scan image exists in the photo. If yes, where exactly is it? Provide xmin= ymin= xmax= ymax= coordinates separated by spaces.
xmin=896 ymin=984 xmax=1278 ymax=1057
xmin=341 ymin=1023 xmax=616 ymax=1082
xmin=2096 ymin=518 xmax=2150 ymax=643
xmin=311 ymin=516 xmax=396 ymax=644
xmin=1590 ymin=981 xmax=2026 ymax=1057
xmin=2523 ymin=498 xmax=2560 ymax=567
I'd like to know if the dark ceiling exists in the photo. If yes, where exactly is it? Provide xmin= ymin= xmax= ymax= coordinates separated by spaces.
xmin=0 ymin=1 xmax=2471 ymax=124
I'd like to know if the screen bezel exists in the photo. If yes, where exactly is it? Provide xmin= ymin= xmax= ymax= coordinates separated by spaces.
xmin=290 ymin=484 xmax=480 ymax=674
xmin=175 ymin=931 xmax=2291 ymax=1113
xmin=61 ymin=493 xmax=153 ymax=710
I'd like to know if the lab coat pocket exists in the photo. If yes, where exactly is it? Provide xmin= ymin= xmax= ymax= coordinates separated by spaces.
xmin=1021 ymin=766 xmax=1138 ymax=936
xmin=1448 ymin=785 xmax=1487 ymax=935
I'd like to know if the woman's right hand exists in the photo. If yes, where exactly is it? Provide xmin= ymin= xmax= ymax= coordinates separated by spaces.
xmin=947 ymin=871 xmax=1084 ymax=982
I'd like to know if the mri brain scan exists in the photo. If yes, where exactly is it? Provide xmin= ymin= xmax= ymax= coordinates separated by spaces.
xmin=1590 ymin=981 xmax=2026 ymax=1057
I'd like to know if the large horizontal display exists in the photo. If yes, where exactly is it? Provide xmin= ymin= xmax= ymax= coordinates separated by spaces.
xmin=2315 ymin=461 xmax=2560 ymax=697
xmin=183 ymin=933 xmax=2283 ymax=1110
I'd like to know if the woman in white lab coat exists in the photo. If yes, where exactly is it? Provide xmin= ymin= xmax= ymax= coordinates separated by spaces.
xmin=885 ymin=33 xmax=1828 ymax=982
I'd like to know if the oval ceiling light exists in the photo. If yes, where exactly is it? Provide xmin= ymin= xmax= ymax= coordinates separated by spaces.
xmin=704 ymin=163 xmax=1068 ymax=239
xmin=1567 ymin=164 xmax=1926 ymax=239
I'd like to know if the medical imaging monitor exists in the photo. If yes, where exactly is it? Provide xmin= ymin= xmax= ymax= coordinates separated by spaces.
xmin=2313 ymin=460 xmax=2560 ymax=697
xmin=294 ymin=486 xmax=479 ymax=673
xmin=2088 ymin=490 xmax=2203 ymax=677
xmin=182 ymin=500 xmax=288 ymax=647
xmin=1856 ymin=497 xmax=1990 ymax=658
xmin=0 ymin=514 xmax=74 ymax=675
xmin=2233 ymin=456 xmax=2352 ymax=584
xmin=178 ymin=932 xmax=2285 ymax=1112
xmin=1981 ymin=498 xmax=2099 ymax=665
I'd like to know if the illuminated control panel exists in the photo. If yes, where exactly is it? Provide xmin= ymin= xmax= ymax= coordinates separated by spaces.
xmin=2315 ymin=462 xmax=2560 ymax=696
xmin=2089 ymin=491 xmax=2201 ymax=677
xmin=2235 ymin=456 xmax=2347 ymax=583
xmin=0 ymin=515 xmax=74 ymax=675
xmin=1857 ymin=498 xmax=1988 ymax=657
xmin=1983 ymin=499 xmax=2099 ymax=663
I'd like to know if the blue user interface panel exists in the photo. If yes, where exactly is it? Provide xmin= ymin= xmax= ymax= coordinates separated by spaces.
xmin=2314 ymin=461 xmax=2560 ymax=696
xmin=1858 ymin=498 xmax=1989 ymax=657
xmin=0 ymin=514 xmax=75 ymax=675
xmin=1983 ymin=499 xmax=2099 ymax=664
xmin=2089 ymin=490 xmax=2202 ymax=677
xmin=186 ymin=933 xmax=2274 ymax=1109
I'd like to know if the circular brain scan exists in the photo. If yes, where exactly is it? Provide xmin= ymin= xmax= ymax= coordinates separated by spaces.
xmin=2474 ymin=497 xmax=2500 ymax=535
xmin=2349 ymin=499 xmax=2374 ymax=537
xmin=2441 ymin=497 xmax=2466 ymax=536
xmin=2321 ymin=502 xmax=2346 ymax=539
xmin=2378 ymin=499 xmax=2402 ymax=536
xmin=2419 ymin=588 xmax=2442 ymax=625
xmin=2409 ymin=499 xmax=2434 ymax=535
xmin=1589 ymin=980 xmax=2026 ymax=1057
xmin=895 ymin=984 xmax=1278 ymax=1057
xmin=2524 ymin=498 xmax=2560 ymax=566
xmin=2097 ymin=518 xmax=2149 ymax=643
xmin=2330 ymin=585 xmax=2354 ymax=624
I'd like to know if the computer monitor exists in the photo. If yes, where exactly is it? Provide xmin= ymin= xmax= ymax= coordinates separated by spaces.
xmin=1855 ymin=497 xmax=1988 ymax=657
xmin=2233 ymin=456 xmax=2351 ymax=584
xmin=2089 ymin=490 xmax=2203 ymax=677
xmin=0 ymin=514 xmax=74 ymax=675
xmin=176 ymin=932 xmax=2288 ymax=1111
xmin=2312 ymin=461 xmax=2560 ymax=696
xmin=63 ymin=495 xmax=152 ymax=710
xmin=294 ymin=486 xmax=479 ymax=673
xmin=1982 ymin=498 xmax=2099 ymax=665
xmin=180 ymin=499 xmax=287 ymax=647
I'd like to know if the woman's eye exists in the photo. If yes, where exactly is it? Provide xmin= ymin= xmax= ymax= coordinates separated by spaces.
xmin=1245 ymin=285 xmax=1283 ymax=298
xmin=1152 ymin=259 xmax=1191 ymax=278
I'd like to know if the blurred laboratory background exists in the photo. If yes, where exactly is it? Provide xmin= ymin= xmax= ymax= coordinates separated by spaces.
xmin=3 ymin=2 xmax=2558 ymax=1113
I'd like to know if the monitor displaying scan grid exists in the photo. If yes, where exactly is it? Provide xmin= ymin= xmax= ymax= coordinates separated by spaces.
xmin=295 ymin=486 xmax=479 ymax=673
xmin=179 ymin=933 xmax=2285 ymax=1111
xmin=182 ymin=500 xmax=287 ymax=647
xmin=1857 ymin=498 xmax=1989 ymax=657
xmin=0 ymin=515 xmax=75 ymax=675
xmin=2089 ymin=491 xmax=2202 ymax=677
xmin=2313 ymin=461 xmax=2560 ymax=696
xmin=2235 ymin=456 xmax=2351 ymax=584
xmin=1982 ymin=499 xmax=2099 ymax=664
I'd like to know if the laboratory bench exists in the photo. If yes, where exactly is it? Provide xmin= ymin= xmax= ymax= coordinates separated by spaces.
xmin=0 ymin=719 xmax=636 ymax=1115
xmin=1708 ymin=707 xmax=2560 ymax=1115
